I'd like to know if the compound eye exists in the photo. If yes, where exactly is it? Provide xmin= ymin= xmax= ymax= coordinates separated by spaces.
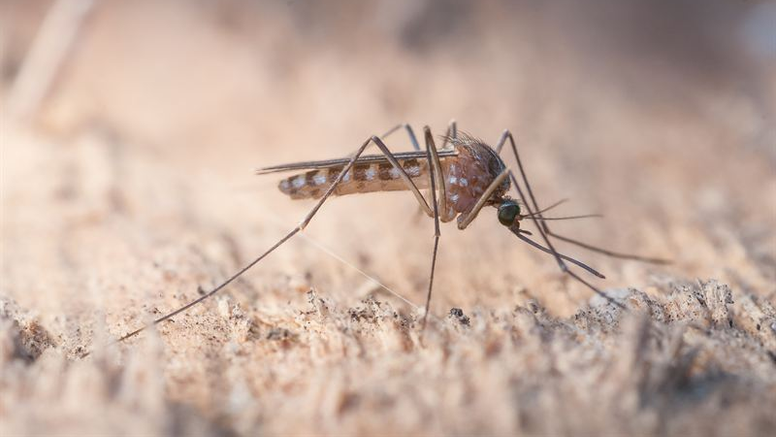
xmin=497 ymin=202 xmax=521 ymax=226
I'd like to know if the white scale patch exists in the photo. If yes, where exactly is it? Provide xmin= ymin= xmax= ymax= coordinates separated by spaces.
xmin=365 ymin=167 xmax=377 ymax=180
xmin=450 ymin=193 xmax=460 ymax=203
xmin=293 ymin=176 xmax=306 ymax=188
xmin=280 ymin=180 xmax=291 ymax=190
xmin=459 ymin=177 xmax=469 ymax=187
xmin=390 ymin=167 xmax=401 ymax=178
xmin=406 ymin=166 xmax=421 ymax=177
xmin=313 ymin=174 xmax=327 ymax=185
xmin=342 ymin=172 xmax=351 ymax=182
xmin=449 ymin=176 xmax=458 ymax=184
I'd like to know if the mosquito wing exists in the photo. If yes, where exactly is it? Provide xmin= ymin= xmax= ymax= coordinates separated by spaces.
xmin=255 ymin=149 xmax=458 ymax=175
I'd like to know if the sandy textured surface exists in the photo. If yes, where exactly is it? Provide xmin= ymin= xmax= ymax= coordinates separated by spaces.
xmin=2 ymin=1 xmax=775 ymax=436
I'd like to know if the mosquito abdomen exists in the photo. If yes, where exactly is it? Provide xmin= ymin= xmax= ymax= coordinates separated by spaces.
xmin=278 ymin=159 xmax=430 ymax=199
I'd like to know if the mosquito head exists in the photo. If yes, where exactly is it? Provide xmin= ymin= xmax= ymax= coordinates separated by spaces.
xmin=497 ymin=199 xmax=521 ymax=227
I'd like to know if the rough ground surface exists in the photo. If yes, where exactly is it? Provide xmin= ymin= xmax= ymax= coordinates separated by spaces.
xmin=2 ymin=1 xmax=775 ymax=436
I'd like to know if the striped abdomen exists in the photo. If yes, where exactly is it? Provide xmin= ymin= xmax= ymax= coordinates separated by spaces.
xmin=278 ymin=158 xmax=430 ymax=199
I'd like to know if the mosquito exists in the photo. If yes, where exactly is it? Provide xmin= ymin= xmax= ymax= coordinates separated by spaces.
xmin=112 ymin=122 xmax=667 ymax=345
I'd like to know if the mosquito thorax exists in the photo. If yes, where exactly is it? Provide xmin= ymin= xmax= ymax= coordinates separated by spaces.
xmin=497 ymin=200 xmax=521 ymax=226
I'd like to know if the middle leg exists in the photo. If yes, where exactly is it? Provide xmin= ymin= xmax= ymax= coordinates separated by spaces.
xmin=420 ymin=126 xmax=444 ymax=330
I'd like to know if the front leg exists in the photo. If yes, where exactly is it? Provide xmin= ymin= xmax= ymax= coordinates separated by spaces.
xmin=496 ymin=130 xmax=668 ymax=264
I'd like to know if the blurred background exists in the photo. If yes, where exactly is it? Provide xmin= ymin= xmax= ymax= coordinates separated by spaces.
xmin=3 ymin=0 xmax=773 ymax=313
xmin=1 ymin=0 xmax=775 ymax=434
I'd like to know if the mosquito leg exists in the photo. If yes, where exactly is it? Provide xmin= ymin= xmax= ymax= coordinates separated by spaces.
xmin=495 ymin=130 xmax=583 ymax=266
xmin=380 ymin=123 xmax=421 ymax=151
xmin=497 ymin=131 xmax=668 ymax=265
xmin=494 ymin=129 xmax=509 ymax=155
xmin=512 ymin=170 xmax=625 ymax=308
xmin=345 ymin=128 xmax=445 ymax=329
xmin=418 ymin=120 xmax=455 ymax=218
xmin=368 ymin=136 xmax=435 ymax=217
xmin=421 ymin=126 xmax=442 ymax=331
xmin=383 ymin=121 xmax=455 ymax=221
xmin=440 ymin=119 xmax=458 ymax=149
xmin=457 ymin=170 xmax=511 ymax=230
xmin=451 ymin=164 xmax=622 ymax=308
xmin=513 ymin=231 xmax=604 ymax=278
xmin=425 ymin=127 xmax=448 ymax=223
xmin=112 ymin=229 xmax=300 ymax=345
xmin=495 ymin=131 xmax=625 ymax=307
xmin=110 ymin=135 xmax=410 ymax=347
xmin=494 ymin=130 xmax=549 ymax=228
